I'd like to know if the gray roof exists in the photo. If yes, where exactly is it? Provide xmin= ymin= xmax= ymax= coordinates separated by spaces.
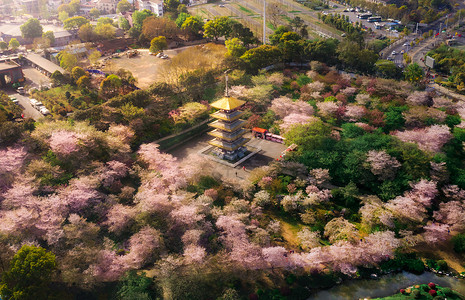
xmin=25 ymin=53 xmax=67 ymax=74
xmin=0 ymin=62 xmax=21 ymax=71
xmin=54 ymin=31 xmax=73 ymax=38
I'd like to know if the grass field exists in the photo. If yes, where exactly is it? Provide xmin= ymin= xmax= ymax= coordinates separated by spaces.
xmin=237 ymin=4 xmax=255 ymax=15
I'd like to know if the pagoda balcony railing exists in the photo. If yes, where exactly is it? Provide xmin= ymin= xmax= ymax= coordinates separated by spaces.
xmin=208 ymin=119 xmax=245 ymax=132
xmin=208 ymin=137 xmax=250 ymax=152
xmin=210 ymin=110 xmax=245 ymax=122
xmin=207 ymin=128 xmax=246 ymax=141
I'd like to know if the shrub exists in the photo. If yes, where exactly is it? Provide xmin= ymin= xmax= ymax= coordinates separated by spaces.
xmin=452 ymin=233 xmax=465 ymax=253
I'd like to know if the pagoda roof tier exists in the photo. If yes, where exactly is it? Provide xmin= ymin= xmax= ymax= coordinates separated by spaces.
xmin=208 ymin=128 xmax=246 ymax=141
xmin=208 ymin=119 xmax=246 ymax=132
xmin=211 ymin=96 xmax=246 ymax=111
xmin=210 ymin=110 xmax=245 ymax=122
xmin=208 ymin=137 xmax=250 ymax=151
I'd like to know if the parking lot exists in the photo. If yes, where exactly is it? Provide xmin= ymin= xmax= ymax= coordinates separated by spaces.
xmin=336 ymin=9 xmax=400 ymax=38
xmin=22 ymin=66 xmax=51 ymax=90
xmin=6 ymin=90 xmax=43 ymax=121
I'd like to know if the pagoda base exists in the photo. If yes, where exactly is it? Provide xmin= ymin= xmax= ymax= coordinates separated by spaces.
xmin=211 ymin=146 xmax=248 ymax=161
xmin=198 ymin=145 xmax=261 ymax=168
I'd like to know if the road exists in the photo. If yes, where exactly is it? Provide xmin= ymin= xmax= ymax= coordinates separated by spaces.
xmin=6 ymin=90 xmax=43 ymax=121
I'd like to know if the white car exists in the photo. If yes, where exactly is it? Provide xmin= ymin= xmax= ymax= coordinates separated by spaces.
xmin=403 ymin=42 xmax=409 ymax=46
xmin=391 ymin=50 xmax=397 ymax=55
xmin=39 ymin=107 xmax=50 ymax=115
xmin=29 ymin=98 xmax=39 ymax=106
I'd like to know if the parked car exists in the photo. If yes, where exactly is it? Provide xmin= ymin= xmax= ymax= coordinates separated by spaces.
xmin=9 ymin=96 xmax=18 ymax=105
xmin=17 ymin=87 xmax=24 ymax=94
xmin=39 ymin=106 xmax=50 ymax=115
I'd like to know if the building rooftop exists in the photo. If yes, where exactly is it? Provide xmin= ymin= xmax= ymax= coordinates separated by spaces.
xmin=211 ymin=96 xmax=245 ymax=111
xmin=54 ymin=31 xmax=72 ymax=38
xmin=0 ymin=62 xmax=21 ymax=71
xmin=25 ymin=53 xmax=67 ymax=74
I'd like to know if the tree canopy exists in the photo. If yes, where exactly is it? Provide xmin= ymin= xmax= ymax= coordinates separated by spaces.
xmin=20 ymin=18 xmax=43 ymax=39
xmin=63 ymin=16 xmax=89 ymax=30
xmin=0 ymin=245 xmax=56 ymax=300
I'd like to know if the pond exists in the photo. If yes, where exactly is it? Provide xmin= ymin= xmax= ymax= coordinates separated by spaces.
xmin=310 ymin=271 xmax=465 ymax=299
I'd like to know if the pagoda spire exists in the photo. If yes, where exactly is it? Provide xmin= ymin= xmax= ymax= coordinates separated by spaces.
xmin=225 ymin=69 xmax=230 ymax=98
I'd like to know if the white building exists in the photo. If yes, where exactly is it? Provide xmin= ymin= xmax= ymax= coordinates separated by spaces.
xmin=96 ymin=0 xmax=119 ymax=14
xmin=47 ymin=0 xmax=62 ymax=12
xmin=137 ymin=0 xmax=163 ymax=16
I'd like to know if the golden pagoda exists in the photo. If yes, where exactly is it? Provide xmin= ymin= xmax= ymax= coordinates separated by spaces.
xmin=208 ymin=73 xmax=249 ymax=161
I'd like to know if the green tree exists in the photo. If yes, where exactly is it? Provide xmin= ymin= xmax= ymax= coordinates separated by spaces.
xmin=68 ymin=0 xmax=80 ymax=15
xmin=230 ymin=21 xmax=258 ymax=47
xmin=164 ymin=0 xmax=180 ymax=13
xmin=0 ymin=245 xmax=56 ymax=300
xmin=76 ymin=75 xmax=91 ymax=89
xmin=116 ymin=0 xmax=131 ymax=13
xmin=119 ymin=16 xmax=130 ymax=31
xmin=175 ymin=12 xmax=190 ymax=28
xmin=20 ymin=18 xmax=43 ymax=39
xmin=50 ymin=70 xmax=67 ymax=86
xmin=42 ymin=31 xmax=55 ymax=45
xmin=100 ymin=74 xmax=122 ymax=97
xmin=58 ymin=51 xmax=78 ymax=71
xmin=283 ymin=119 xmax=332 ymax=153
xmin=71 ymin=66 xmax=86 ymax=82
xmin=94 ymin=23 xmax=116 ymax=40
xmin=88 ymin=49 xmax=102 ymax=65
xmin=225 ymin=38 xmax=246 ymax=57
xmin=58 ymin=11 xmax=69 ymax=22
xmin=63 ymin=16 xmax=89 ymax=30
xmin=240 ymin=45 xmax=281 ymax=73
xmin=97 ymin=17 xmax=113 ymax=26
xmin=78 ymin=23 xmax=95 ymax=42
xmin=269 ymin=25 xmax=290 ymax=45
xmin=8 ymin=38 xmax=20 ymax=51
xmin=203 ymin=16 xmax=232 ymax=41
xmin=132 ymin=9 xmax=153 ymax=29
xmin=117 ymin=271 xmax=155 ymax=300
xmin=453 ymin=234 xmax=465 ymax=253
xmin=375 ymin=60 xmax=402 ymax=79
xmin=116 ymin=68 xmax=137 ymax=86
xmin=177 ymin=4 xmax=188 ymax=14
xmin=0 ymin=41 xmax=8 ymax=50
xmin=181 ymin=16 xmax=203 ymax=38
xmin=89 ymin=8 xmax=100 ymax=19
xmin=404 ymin=63 xmax=424 ymax=83
xmin=149 ymin=36 xmax=167 ymax=53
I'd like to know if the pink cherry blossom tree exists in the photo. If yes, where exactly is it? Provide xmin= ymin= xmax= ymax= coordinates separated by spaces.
xmin=365 ymin=150 xmax=401 ymax=180
xmin=392 ymin=125 xmax=452 ymax=153
xmin=271 ymin=97 xmax=314 ymax=119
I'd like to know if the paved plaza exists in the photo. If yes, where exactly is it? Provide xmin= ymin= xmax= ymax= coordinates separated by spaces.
xmin=168 ymin=132 xmax=288 ymax=181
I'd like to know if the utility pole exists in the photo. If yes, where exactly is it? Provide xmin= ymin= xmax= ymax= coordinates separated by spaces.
xmin=263 ymin=0 xmax=266 ymax=44
xmin=415 ymin=22 xmax=418 ymax=35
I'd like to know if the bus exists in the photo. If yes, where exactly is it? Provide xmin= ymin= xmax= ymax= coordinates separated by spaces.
xmin=357 ymin=13 xmax=372 ymax=19
xmin=368 ymin=16 xmax=382 ymax=22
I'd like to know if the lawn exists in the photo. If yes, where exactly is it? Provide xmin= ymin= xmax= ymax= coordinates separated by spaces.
xmin=237 ymin=4 xmax=255 ymax=15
